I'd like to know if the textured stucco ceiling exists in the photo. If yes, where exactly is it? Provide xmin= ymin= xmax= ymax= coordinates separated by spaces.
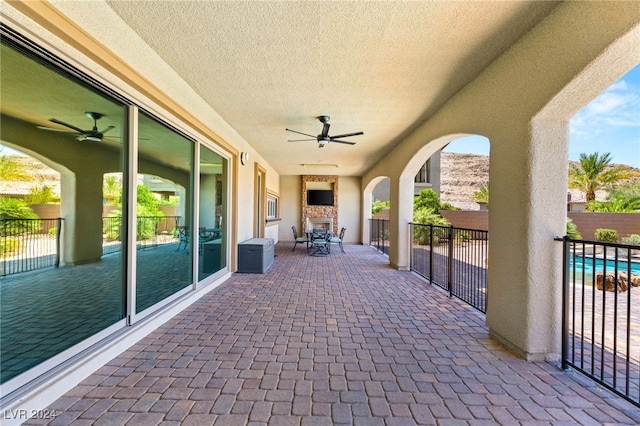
xmin=36 ymin=1 xmax=564 ymax=175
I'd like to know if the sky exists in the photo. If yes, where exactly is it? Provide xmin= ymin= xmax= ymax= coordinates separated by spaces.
xmin=444 ymin=63 xmax=640 ymax=168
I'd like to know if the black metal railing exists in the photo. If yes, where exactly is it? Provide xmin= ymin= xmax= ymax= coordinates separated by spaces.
xmin=102 ymin=215 xmax=181 ymax=255
xmin=369 ymin=218 xmax=390 ymax=255
xmin=410 ymin=223 xmax=488 ymax=313
xmin=559 ymin=236 xmax=640 ymax=407
xmin=1 ymin=218 xmax=62 ymax=276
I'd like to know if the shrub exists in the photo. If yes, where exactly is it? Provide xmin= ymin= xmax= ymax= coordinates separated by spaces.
xmin=0 ymin=237 xmax=20 ymax=255
xmin=566 ymin=219 xmax=581 ymax=240
xmin=24 ymin=185 xmax=60 ymax=204
xmin=621 ymin=234 xmax=640 ymax=246
xmin=413 ymin=208 xmax=449 ymax=245
xmin=414 ymin=189 xmax=444 ymax=214
xmin=440 ymin=202 xmax=460 ymax=211
xmin=372 ymin=199 xmax=390 ymax=215
xmin=595 ymin=228 xmax=618 ymax=243
xmin=0 ymin=198 xmax=40 ymax=236
xmin=455 ymin=230 xmax=471 ymax=243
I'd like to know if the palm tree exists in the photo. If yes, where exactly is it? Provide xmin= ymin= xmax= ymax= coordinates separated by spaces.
xmin=0 ymin=155 xmax=33 ymax=182
xmin=472 ymin=182 xmax=489 ymax=205
xmin=103 ymin=174 xmax=122 ymax=205
xmin=568 ymin=152 xmax=634 ymax=203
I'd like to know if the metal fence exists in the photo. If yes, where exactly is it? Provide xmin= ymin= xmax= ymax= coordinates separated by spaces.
xmin=1 ymin=218 xmax=62 ymax=276
xmin=369 ymin=218 xmax=390 ymax=255
xmin=410 ymin=223 xmax=488 ymax=313
xmin=559 ymin=236 xmax=640 ymax=407
xmin=103 ymin=215 xmax=180 ymax=255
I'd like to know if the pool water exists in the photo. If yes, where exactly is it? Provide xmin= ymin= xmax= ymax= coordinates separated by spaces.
xmin=571 ymin=255 xmax=640 ymax=276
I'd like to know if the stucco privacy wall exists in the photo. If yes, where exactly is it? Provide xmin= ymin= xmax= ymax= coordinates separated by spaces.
xmin=363 ymin=1 xmax=640 ymax=360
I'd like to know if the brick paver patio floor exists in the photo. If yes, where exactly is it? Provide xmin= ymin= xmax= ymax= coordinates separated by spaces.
xmin=25 ymin=243 xmax=640 ymax=425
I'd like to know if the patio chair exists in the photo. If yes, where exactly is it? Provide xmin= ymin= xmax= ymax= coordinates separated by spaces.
xmin=292 ymin=225 xmax=310 ymax=252
xmin=310 ymin=229 xmax=330 ymax=256
xmin=329 ymin=227 xmax=346 ymax=253
xmin=176 ymin=226 xmax=190 ymax=251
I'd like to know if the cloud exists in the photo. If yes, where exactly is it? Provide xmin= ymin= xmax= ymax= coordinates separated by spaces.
xmin=570 ymin=77 xmax=640 ymax=137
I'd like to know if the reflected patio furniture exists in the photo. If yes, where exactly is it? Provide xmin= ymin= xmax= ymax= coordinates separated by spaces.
xmin=329 ymin=227 xmax=346 ymax=253
xmin=292 ymin=226 xmax=310 ymax=252
xmin=176 ymin=226 xmax=208 ymax=252
xmin=177 ymin=226 xmax=190 ymax=251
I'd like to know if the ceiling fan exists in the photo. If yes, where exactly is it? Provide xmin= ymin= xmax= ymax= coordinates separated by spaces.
xmin=286 ymin=115 xmax=363 ymax=148
xmin=37 ymin=111 xmax=115 ymax=142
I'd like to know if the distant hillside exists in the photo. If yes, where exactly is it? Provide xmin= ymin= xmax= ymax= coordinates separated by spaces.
xmin=0 ymin=155 xmax=60 ymax=196
xmin=439 ymin=152 xmax=640 ymax=210
xmin=439 ymin=153 xmax=489 ymax=210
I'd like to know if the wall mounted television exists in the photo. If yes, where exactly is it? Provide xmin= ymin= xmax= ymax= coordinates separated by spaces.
xmin=307 ymin=189 xmax=334 ymax=206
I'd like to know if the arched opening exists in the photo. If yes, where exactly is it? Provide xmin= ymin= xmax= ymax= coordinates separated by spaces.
xmin=364 ymin=176 xmax=390 ymax=254
xmin=441 ymin=135 xmax=491 ymax=212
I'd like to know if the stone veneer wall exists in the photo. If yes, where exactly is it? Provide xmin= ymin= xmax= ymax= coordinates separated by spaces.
xmin=302 ymin=175 xmax=338 ymax=234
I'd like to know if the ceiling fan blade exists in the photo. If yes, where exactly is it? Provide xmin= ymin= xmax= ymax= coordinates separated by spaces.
xmin=331 ymin=140 xmax=357 ymax=145
xmin=285 ymin=128 xmax=316 ymax=138
xmin=49 ymin=118 xmax=86 ymax=134
xmin=288 ymin=138 xmax=317 ymax=142
xmin=36 ymin=126 xmax=80 ymax=135
xmin=99 ymin=125 xmax=115 ymax=134
xmin=330 ymin=131 xmax=363 ymax=139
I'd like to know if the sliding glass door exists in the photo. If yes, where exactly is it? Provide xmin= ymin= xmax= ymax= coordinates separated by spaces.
xmin=135 ymin=112 xmax=194 ymax=313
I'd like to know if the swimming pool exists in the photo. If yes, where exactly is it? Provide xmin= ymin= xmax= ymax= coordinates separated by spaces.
xmin=571 ymin=255 xmax=640 ymax=276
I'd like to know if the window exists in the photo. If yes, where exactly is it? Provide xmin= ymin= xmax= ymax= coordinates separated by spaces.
xmin=267 ymin=192 xmax=279 ymax=220
xmin=414 ymin=160 xmax=431 ymax=183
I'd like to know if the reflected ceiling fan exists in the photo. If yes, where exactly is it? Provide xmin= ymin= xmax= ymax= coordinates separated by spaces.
xmin=286 ymin=115 xmax=363 ymax=148
xmin=37 ymin=111 xmax=115 ymax=142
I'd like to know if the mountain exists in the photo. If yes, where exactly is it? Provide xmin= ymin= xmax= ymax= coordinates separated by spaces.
xmin=439 ymin=153 xmax=489 ymax=210
xmin=439 ymin=152 xmax=640 ymax=210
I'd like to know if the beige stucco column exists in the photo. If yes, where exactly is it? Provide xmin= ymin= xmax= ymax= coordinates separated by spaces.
xmin=59 ymin=171 xmax=104 ymax=265
xmin=388 ymin=174 xmax=414 ymax=271
xmin=485 ymin=123 xmax=568 ymax=360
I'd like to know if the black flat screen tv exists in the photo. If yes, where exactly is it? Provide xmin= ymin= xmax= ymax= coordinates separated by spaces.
xmin=307 ymin=190 xmax=334 ymax=206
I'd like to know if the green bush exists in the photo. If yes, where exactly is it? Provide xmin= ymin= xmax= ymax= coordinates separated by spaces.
xmin=413 ymin=208 xmax=449 ymax=245
xmin=0 ymin=198 xmax=40 ymax=236
xmin=24 ymin=185 xmax=60 ymax=204
xmin=372 ymin=199 xmax=390 ymax=215
xmin=621 ymin=234 xmax=640 ymax=246
xmin=455 ymin=230 xmax=471 ymax=243
xmin=566 ymin=219 xmax=581 ymax=240
xmin=595 ymin=228 xmax=618 ymax=243
xmin=0 ymin=237 xmax=20 ymax=255
xmin=414 ymin=189 xmax=443 ymax=214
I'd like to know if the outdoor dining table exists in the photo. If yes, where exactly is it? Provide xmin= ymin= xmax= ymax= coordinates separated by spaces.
xmin=305 ymin=229 xmax=333 ymax=256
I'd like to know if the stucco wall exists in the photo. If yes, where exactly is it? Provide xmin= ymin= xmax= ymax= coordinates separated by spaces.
xmin=279 ymin=175 xmax=362 ymax=244
xmin=569 ymin=212 xmax=640 ymax=241
xmin=337 ymin=176 xmax=362 ymax=244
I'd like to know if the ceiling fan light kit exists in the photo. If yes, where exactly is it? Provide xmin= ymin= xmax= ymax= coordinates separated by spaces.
xmin=286 ymin=115 xmax=363 ymax=148
xmin=37 ymin=111 xmax=115 ymax=142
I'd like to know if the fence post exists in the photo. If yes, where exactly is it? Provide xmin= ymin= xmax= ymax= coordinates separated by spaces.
xmin=55 ymin=218 xmax=62 ymax=268
xmin=2 ymin=220 xmax=5 ymax=276
xmin=409 ymin=223 xmax=413 ymax=270
xmin=429 ymin=225 xmax=434 ymax=285
xmin=447 ymin=225 xmax=454 ymax=297
xmin=561 ymin=235 xmax=570 ymax=370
